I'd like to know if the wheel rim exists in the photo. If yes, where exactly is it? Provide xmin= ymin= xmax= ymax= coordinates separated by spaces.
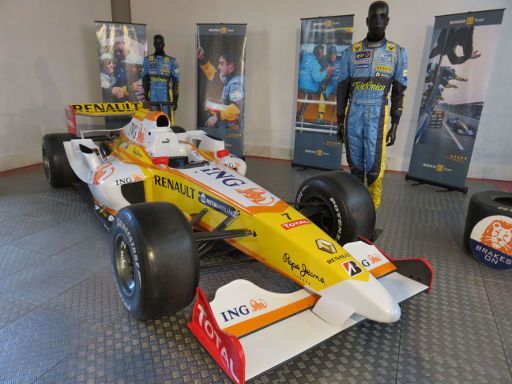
xmin=302 ymin=197 xmax=335 ymax=236
xmin=114 ymin=234 xmax=136 ymax=297
xmin=42 ymin=146 xmax=50 ymax=181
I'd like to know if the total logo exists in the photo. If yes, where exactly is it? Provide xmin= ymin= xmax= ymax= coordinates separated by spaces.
xmin=195 ymin=303 xmax=241 ymax=383
xmin=281 ymin=218 xmax=311 ymax=230
xmin=219 ymin=298 xmax=268 ymax=323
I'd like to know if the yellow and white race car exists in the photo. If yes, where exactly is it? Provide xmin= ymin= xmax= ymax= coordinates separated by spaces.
xmin=42 ymin=102 xmax=433 ymax=384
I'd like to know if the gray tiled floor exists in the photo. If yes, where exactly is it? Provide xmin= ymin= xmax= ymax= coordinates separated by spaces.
xmin=0 ymin=159 xmax=511 ymax=383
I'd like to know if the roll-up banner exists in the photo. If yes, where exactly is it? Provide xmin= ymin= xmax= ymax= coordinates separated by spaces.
xmin=95 ymin=21 xmax=147 ymax=128
xmin=407 ymin=9 xmax=505 ymax=192
xmin=292 ymin=15 xmax=353 ymax=170
xmin=196 ymin=24 xmax=247 ymax=157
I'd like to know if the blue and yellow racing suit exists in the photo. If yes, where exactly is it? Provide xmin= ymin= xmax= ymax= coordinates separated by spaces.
xmin=337 ymin=39 xmax=407 ymax=209
xmin=142 ymin=54 xmax=180 ymax=121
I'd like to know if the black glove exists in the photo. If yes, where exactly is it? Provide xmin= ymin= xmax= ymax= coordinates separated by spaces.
xmin=337 ymin=123 xmax=345 ymax=143
xmin=386 ymin=123 xmax=398 ymax=146
xmin=172 ymin=101 xmax=178 ymax=111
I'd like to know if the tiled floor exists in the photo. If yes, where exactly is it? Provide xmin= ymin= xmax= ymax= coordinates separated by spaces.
xmin=0 ymin=158 xmax=511 ymax=383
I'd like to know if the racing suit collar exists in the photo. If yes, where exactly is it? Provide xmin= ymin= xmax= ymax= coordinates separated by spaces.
xmin=364 ymin=37 xmax=387 ymax=49
xmin=221 ymin=72 xmax=236 ymax=84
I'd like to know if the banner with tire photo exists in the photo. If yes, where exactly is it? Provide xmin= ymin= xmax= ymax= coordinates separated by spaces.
xmin=407 ymin=9 xmax=505 ymax=191
xmin=293 ymin=15 xmax=353 ymax=170
xmin=196 ymin=24 xmax=247 ymax=157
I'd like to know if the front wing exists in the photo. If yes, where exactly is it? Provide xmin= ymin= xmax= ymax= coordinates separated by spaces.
xmin=188 ymin=240 xmax=433 ymax=383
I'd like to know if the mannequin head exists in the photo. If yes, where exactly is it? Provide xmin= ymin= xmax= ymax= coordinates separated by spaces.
xmin=153 ymin=34 xmax=165 ymax=55
xmin=366 ymin=1 xmax=389 ymax=42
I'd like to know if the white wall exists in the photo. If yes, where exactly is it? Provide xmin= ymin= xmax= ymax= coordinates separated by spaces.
xmin=1 ymin=0 xmax=509 ymax=181
xmin=0 ymin=0 xmax=111 ymax=172
xmin=132 ymin=0 xmax=511 ymax=181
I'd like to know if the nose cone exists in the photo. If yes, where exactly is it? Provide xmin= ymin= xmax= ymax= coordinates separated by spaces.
xmin=334 ymin=277 xmax=402 ymax=324
xmin=373 ymin=297 xmax=401 ymax=323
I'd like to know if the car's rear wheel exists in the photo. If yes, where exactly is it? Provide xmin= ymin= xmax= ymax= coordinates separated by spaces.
xmin=111 ymin=202 xmax=199 ymax=320
xmin=295 ymin=171 xmax=375 ymax=245
xmin=42 ymin=133 xmax=76 ymax=187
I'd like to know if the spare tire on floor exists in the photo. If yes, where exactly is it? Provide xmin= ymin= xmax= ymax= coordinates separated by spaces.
xmin=464 ymin=191 xmax=512 ymax=251
xmin=295 ymin=171 xmax=375 ymax=245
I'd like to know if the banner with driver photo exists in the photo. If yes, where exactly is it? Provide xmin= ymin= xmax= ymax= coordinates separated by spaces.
xmin=293 ymin=15 xmax=353 ymax=170
xmin=407 ymin=9 xmax=504 ymax=192
xmin=196 ymin=24 xmax=247 ymax=157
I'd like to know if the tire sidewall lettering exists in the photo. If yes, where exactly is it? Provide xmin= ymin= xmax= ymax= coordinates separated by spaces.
xmin=114 ymin=216 xmax=142 ymax=310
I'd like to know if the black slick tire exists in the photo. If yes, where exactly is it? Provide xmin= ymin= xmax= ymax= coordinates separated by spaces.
xmin=42 ymin=133 xmax=76 ymax=187
xmin=111 ymin=202 xmax=199 ymax=320
xmin=463 ymin=191 xmax=512 ymax=251
xmin=295 ymin=171 xmax=375 ymax=245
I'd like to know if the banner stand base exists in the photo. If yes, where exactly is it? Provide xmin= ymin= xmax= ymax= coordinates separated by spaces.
xmin=405 ymin=174 xmax=468 ymax=194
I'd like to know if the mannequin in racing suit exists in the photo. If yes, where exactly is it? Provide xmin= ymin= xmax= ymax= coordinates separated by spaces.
xmin=336 ymin=1 xmax=407 ymax=209
xmin=197 ymin=48 xmax=244 ymax=129
xmin=142 ymin=35 xmax=180 ymax=122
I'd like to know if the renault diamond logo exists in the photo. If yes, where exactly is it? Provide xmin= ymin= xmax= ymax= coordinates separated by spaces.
xmin=316 ymin=239 xmax=337 ymax=254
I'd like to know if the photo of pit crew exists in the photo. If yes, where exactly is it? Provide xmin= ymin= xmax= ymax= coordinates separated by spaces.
xmin=414 ymin=22 xmax=501 ymax=157
xmin=196 ymin=24 xmax=247 ymax=156
xmin=295 ymin=25 xmax=351 ymax=132
xmin=95 ymin=22 xmax=147 ymax=103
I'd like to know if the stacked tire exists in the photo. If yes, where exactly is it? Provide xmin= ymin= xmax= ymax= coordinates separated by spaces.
xmin=464 ymin=191 xmax=512 ymax=269
xmin=463 ymin=191 xmax=512 ymax=250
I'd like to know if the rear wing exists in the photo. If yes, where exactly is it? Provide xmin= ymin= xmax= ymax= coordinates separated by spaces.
xmin=66 ymin=102 xmax=144 ymax=136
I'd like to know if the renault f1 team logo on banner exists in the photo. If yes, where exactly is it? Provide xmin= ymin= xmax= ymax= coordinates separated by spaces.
xmin=470 ymin=215 xmax=512 ymax=269
xmin=406 ymin=9 xmax=505 ymax=192
xmin=292 ymin=15 xmax=354 ymax=170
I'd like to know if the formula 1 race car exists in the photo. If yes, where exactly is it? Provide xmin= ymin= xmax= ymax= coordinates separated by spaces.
xmin=446 ymin=116 xmax=476 ymax=137
xmin=42 ymin=102 xmax=433 ymax=384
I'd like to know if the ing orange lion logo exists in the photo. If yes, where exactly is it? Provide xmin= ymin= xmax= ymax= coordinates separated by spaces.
xmin=93 ymin=163 xmax=115 ymax=185
xmin=480 ymin=220 xmax=512 ymax=254
xmin=236 ymin=188 xmax=276 ymax=206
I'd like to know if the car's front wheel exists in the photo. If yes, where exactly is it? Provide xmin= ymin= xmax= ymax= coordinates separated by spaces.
xmin=295 ymin=171 xmax=375 ymax=245
xmin=111 ymin=202 xmax=199 ymax=320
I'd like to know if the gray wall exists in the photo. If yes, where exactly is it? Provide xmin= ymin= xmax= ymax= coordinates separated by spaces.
xmin=132 ymin=0 xmax=511 ymax=180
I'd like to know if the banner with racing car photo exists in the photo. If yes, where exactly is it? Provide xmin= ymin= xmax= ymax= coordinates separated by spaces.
xmin=292 ymin=15 xmax=353 ymax=170
xmin=196 ymin=24 xmax=247 ymax=157
xmin=407 ymin=9 xmax=504 ymax=192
